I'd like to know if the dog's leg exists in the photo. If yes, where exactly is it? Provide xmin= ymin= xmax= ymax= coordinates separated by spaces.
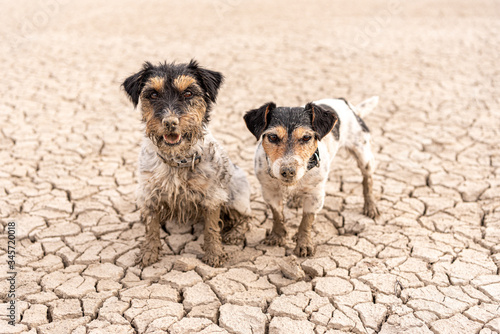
xmin=222 ymin=211 xmax=249 ymax=245
xmin=202 ymin=205 xmax=227 ymax=267
xmin=262 ymin=185 xmax=286 ymax=246
xmin=348 ymin=142 xmax=380 ymax=219
xmin=293 ymin=192 xmax=323 ymax=257
xmin=137 ymin=205 xmax=162 ymax=267
xmin=264 ymin=206 xmax=287 ymax=246
xmin=294 ymin=212 xmax=316 ymax=257
xmin=222 ymin=165 xmax=251 ymax=245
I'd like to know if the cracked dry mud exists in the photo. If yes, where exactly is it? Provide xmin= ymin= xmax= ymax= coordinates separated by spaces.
xmin=1 ymin=0 xmax=500 ymax=333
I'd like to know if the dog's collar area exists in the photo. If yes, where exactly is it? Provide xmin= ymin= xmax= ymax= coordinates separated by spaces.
xmin=307 ymin=148 xmax=320 ymax=170
xmin=157 ymin=152 xmax=202 ymax=170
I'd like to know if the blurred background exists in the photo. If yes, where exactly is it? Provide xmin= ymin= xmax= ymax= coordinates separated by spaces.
xmin=2 ymin=0 xmax=499 ymax=112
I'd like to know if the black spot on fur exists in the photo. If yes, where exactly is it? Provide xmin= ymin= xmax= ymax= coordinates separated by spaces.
xmin=318 ymin=104 xmax=341 ymax=140
xmin=243 ymin=102 xmax=276 ymax=140
xmin=339 ymin=97 xmax=370 ymax=133
xmin=354 ymin=113 xmax=370 ymax=133
xmin=245 ymin=103 xmax=338 ymax=141
xmin=122 ymin=62 xmax=155 ymax=107
xmin=122 ymin=59 xmax=224 ymax=123
xmin=187 ymin=60 xmax=224 ymax=104
xmin=305 ymin=103 xmax=338 ymax=140
xmin=266 ymin=106 xmax=311 ymax=136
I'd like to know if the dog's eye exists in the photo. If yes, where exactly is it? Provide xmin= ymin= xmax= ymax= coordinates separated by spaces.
xmin=267 ymin=134 xmax=279 ymax=143
xmin=150 ymin=92 xmax=159 ymax=99
xmin=302 ymin=135 xmax=312 ymax=142
xmin=183 ymin=91 xmax=193 ymax=98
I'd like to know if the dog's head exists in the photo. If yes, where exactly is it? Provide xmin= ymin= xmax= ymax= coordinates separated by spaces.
xmin=122 ymin=60 xmax=223 ymax=154
xmin=244 ymin=102 xmax=337 ymax=185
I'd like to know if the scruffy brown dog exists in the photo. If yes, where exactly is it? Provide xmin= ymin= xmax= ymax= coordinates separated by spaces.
xmin=122 ymin=60 xmax=251 ymax=267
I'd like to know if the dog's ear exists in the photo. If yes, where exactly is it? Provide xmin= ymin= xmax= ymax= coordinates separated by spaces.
xmin=305 ymin=102 xmax=338 ymax=140
xmin=188 ymin=59 xmax=224 ymax=103
xmin=243 ymin=102 xmax=276 ymax=140
xmin=122 ymin=62 xmax=155 ymax=107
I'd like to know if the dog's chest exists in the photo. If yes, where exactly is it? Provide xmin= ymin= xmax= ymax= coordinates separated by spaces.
xmin=152 ymin=161 xmax=228 ymax=210
xmin=138 ymin=136 xmax=232 ymax=222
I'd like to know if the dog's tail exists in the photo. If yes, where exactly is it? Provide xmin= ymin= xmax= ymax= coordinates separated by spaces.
xmin=355 ymin=96 xmax=379 ymax=118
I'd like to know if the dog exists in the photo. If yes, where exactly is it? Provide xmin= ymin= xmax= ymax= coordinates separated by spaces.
xmin=243 ymin=97 xmax=380 ymax=257
xmin=122 ymin=60 xmax=251 ymax=267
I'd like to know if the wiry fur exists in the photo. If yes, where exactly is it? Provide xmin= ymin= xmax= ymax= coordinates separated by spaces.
xmin=137 ymin=134 xmax=248 ymax=225
xmin=123 ymin=60 xmax=251 ymax=267
xmin=244 ymin=97 xmax=380 ymax=257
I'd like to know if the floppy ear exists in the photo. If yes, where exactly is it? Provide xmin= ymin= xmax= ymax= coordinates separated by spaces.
xmin=122 ymin=62 xmax=154 ymax=107
xmin=305 ymin=102 xmax=338 ymax=140
xmin=243 ymin=102 xmax=276 ymax=140
xmin=188 ymin=59 xmax=224 ymax=103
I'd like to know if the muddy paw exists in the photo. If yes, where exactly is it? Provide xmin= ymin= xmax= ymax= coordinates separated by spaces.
xmin=137 ymin=245 xmax=160 ymax=267
xmin=363 ymin=201 xmax=380 ymax=219
xmin=202 ymin=249 xmax=228 ymax=267
xmin=222 ymin=229 xmax=244 ymax=245
xmin=263 ymin=232 xmax=286 ymax=246
xmin=294 ymin=239 xmax=316 ymax=257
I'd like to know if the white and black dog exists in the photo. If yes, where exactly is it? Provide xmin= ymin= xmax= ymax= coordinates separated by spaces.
xmin=244 ymin=97 xmax=380 ymax=257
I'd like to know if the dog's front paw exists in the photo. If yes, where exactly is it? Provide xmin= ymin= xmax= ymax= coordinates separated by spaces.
xmin=202 ymin=248 xmax=228 ymax=267
xmin=363 ymin=201 xmax=380 ymax=219
xmin=294 ymin=237 xmax=315 ymax=257
xmin=263 ymin=231 xmax=286 ymax=246
xmin=137 ymin=244 xmax=161 ymax=267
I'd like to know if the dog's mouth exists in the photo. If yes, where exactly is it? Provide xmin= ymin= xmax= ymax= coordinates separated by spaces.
xmin=163 ymin=133 xmax=182 ymax=146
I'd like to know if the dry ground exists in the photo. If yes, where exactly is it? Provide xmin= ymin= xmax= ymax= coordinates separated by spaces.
xmin=1 ymin=0 xmax=500 ymax=333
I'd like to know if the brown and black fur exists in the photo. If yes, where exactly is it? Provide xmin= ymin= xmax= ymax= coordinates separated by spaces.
xmin=122 ymin=60 xmax=251 ymax=267
xmin=244 ymin=97 xmax=380 ymax=256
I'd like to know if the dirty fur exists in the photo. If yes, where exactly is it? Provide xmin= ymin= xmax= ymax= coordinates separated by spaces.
xmin=123 ymin=60 xmax=251 ymax=267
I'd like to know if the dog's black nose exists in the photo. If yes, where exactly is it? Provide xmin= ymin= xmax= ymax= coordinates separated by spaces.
xmin=162 ymin=116 xmax=179 ymax=129
xmin=280 ymin=167 xmax=296 ymax=179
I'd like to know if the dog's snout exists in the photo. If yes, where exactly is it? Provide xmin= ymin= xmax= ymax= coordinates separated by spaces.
xmin=162 ymin=116 xmax=179 ymax=129
xmin=280 ymin=166 xmax=296 ymax=179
